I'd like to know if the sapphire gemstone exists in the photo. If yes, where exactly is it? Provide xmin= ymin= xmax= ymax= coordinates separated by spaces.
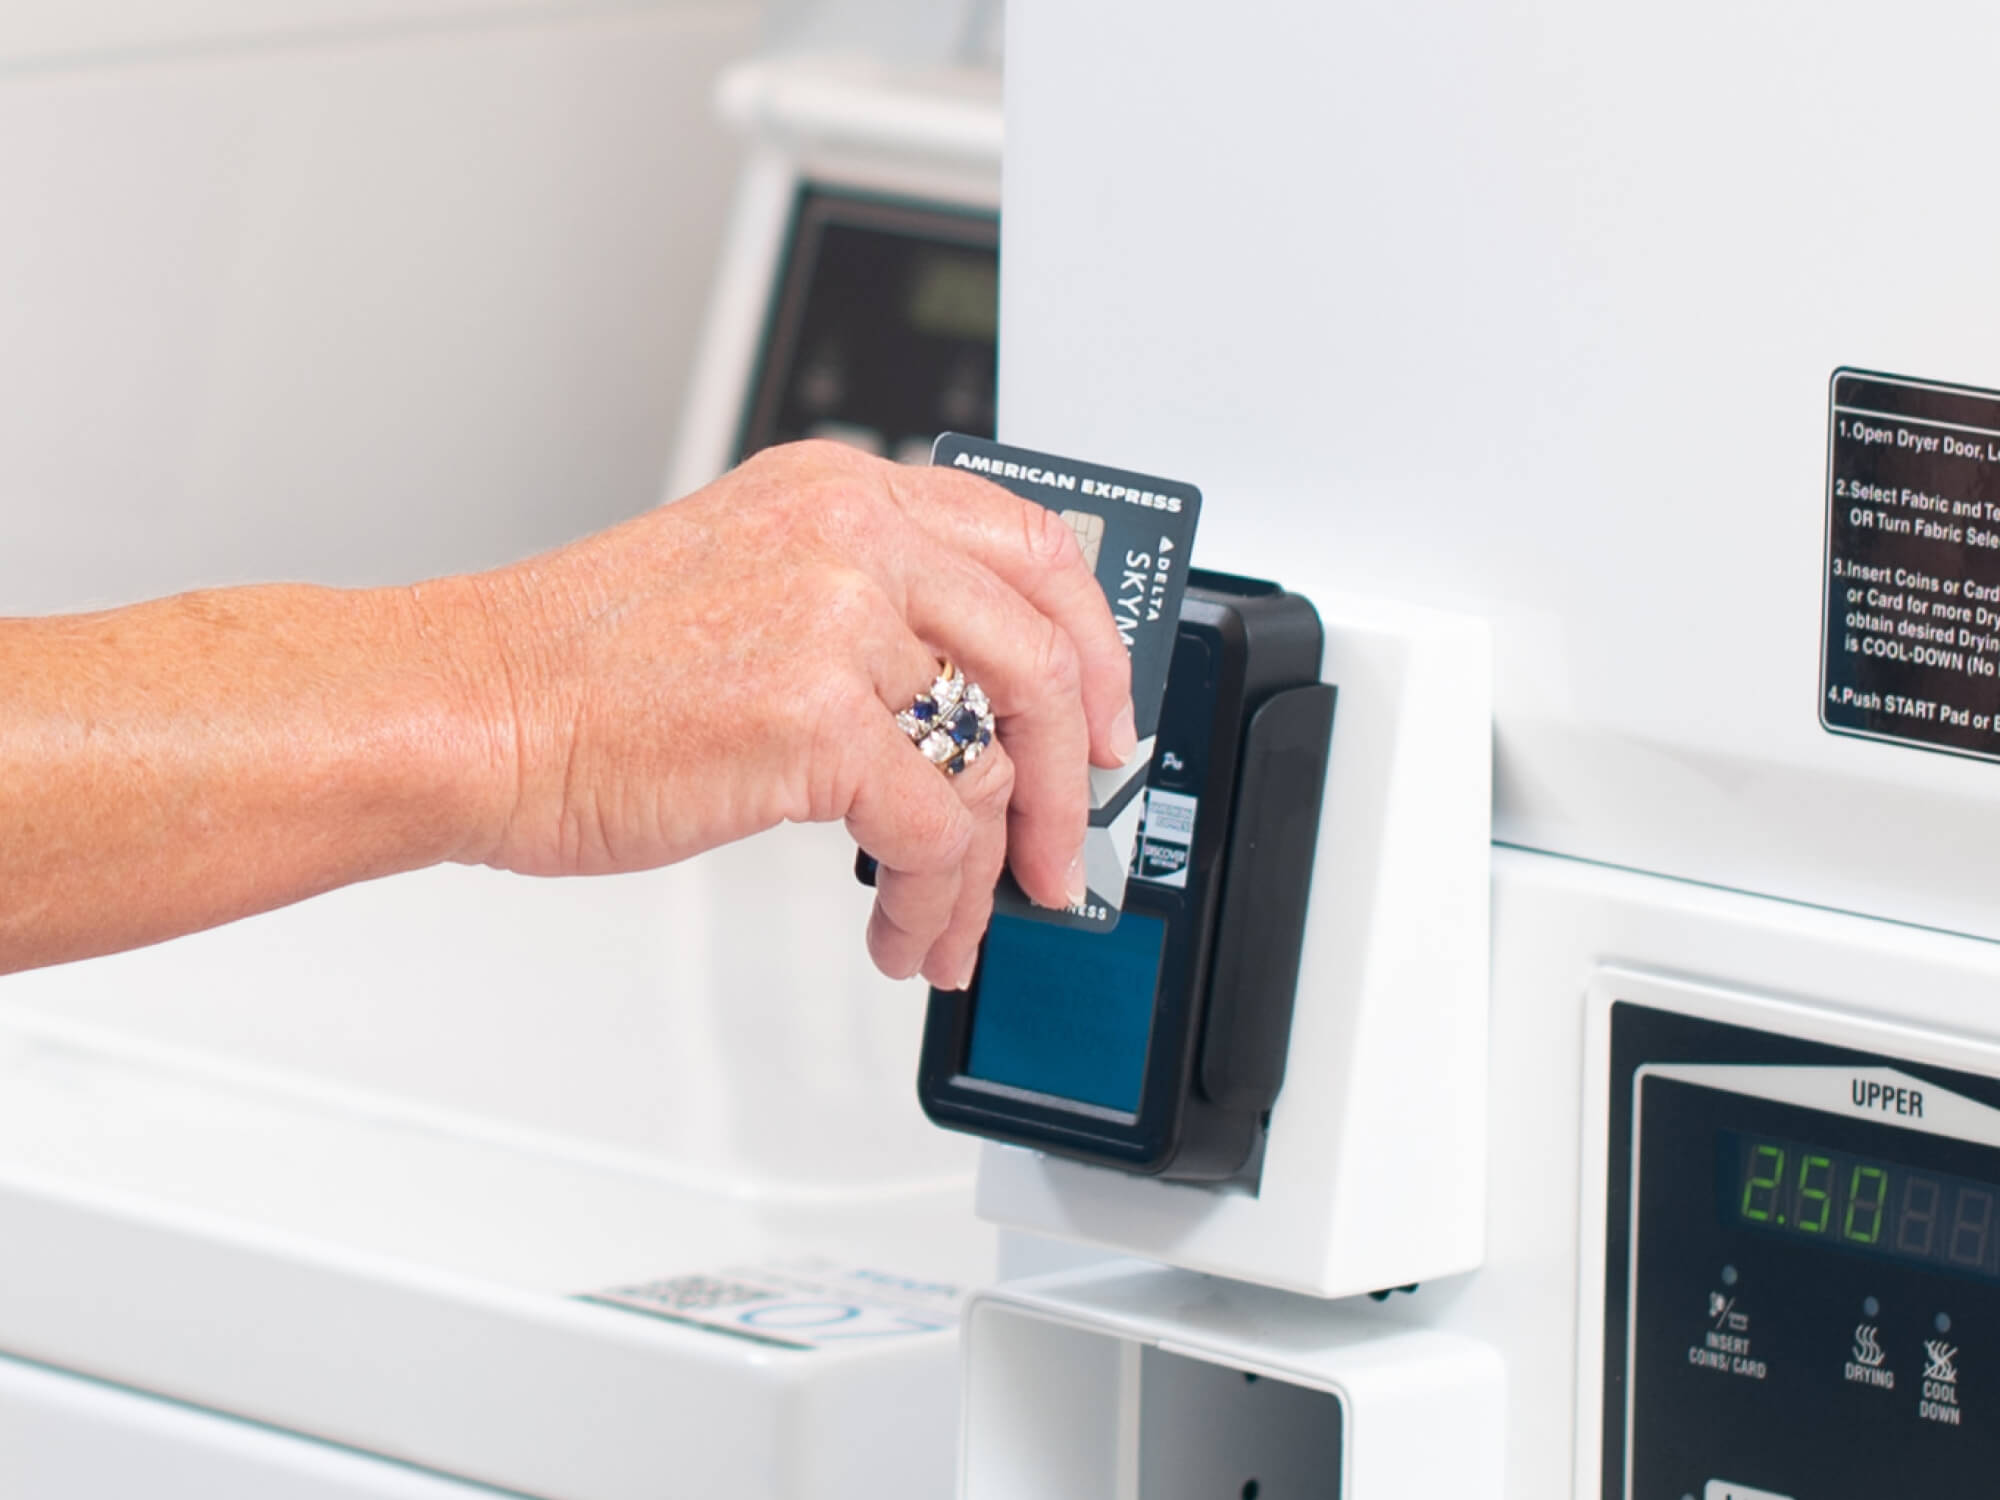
xmin=948 ymin=705 xmax=983 ymax=746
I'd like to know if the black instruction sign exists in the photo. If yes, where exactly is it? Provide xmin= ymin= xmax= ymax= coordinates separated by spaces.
xmin=1822 ymin=369 xmax=2000 ymax=759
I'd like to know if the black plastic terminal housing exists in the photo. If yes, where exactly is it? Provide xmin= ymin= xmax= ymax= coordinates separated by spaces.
xmin=916 ymin=571 xmax=1335 ymax=1183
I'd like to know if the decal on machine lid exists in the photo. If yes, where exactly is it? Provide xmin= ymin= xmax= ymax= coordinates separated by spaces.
xmin=580 ymin=1258 xmax=963 ymax=1351
xmin=1821 ymin=368 xmax=2000 ymax=760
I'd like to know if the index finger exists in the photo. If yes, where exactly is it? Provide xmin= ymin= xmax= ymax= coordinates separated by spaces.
xmin=888 ymin=466 xmax=1137 ymax=768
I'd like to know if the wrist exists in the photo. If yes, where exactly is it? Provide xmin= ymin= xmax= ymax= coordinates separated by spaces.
xmin=383 ymin=572 xmax=535 ymax=869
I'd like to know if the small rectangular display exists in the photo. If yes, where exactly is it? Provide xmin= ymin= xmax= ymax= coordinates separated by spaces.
xmin=963 ymin=912 xmax=1166 ymax=1114
xmin=908 ymin=248 xmax=999 ymax=340
xmin=1727 ymin=1129 xmax=2000 ymax=1280
xmin=737 ymin=190 xmax=997 ymax=463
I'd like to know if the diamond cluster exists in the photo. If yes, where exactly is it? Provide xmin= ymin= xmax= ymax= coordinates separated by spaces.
xmin=896 ymin=661 xmax=995 ymax=775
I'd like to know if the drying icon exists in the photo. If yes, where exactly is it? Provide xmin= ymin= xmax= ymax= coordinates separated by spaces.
xmin=1852 ymin=1325 xmax=1886 ymax=1367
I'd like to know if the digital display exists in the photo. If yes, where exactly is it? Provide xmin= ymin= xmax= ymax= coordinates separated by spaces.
xmin=738 ymin=191 xmax=997 ymax=464
xmin=906 ymin=249 xmax=1000 ymax=341
xmin=1727 ymin=1129 xmax=2000 ymax=1279
xmin=963 ymin=912 xmax=1167 ymax=1114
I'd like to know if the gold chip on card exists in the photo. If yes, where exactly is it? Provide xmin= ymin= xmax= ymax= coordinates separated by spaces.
xmin=1060 ymin=508 xmax=1105 ymax=572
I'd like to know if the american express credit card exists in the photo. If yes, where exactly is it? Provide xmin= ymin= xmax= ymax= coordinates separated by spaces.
xmin=933 ymin=433 xmax=1202 ymax=932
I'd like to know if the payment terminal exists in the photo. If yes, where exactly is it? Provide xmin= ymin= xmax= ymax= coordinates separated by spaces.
xmin=917 ymin=571 xmax=1335 ymax=1183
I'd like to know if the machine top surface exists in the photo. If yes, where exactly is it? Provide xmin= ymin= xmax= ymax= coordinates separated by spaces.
xmin=0 ymin=1007 xmax=987 ymax=1500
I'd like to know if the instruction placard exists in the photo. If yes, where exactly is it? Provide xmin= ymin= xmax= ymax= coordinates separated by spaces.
xmin=1822 ymin=369 xmax=2000 ymax=759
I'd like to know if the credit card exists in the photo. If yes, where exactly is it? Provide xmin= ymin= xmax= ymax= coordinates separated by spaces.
xmin=933 ymin=433 xmax=1202 ymax=932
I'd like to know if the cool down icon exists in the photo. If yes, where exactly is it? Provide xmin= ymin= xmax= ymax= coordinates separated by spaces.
xmin=1921 ymin=1341 xmax=1961 ymax=1426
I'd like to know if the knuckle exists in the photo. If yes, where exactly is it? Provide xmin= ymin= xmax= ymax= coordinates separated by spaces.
xmin=824 ymin=482 xmax=880 ymax=536
xmin=1030 ymin=619 xmax=1084 ymax=700
xmin=907 ymin=789 xmax=974 ymax=869
xmin=739 ymin=440 xmax=818 ymax=501
xmin=881 ymin=873 xmax=946 ymax=936
xmin=802 ymin=664 xmax=862 ymax=740
xmin=816 ymin=568 xmax=888 ymax=636
xmin=737 ymin=442 xmax=884 ymax=528
xmin=754 ymin=447 xmax=873 ymax=537
xmin=1021 ymin=501 xmax=1082 ymax=571
xmin=960 ymin=751 xmax=1016 ymax=818
xmin=803 ymin=673 xmax=895 ymax=821
xmin=869 ymin=890 xmax=917 ymax=943
xmin=776 ymin=436 xmax=864 ymax=476
xmin=800 ymin=706 xmax=863 ymax=825
xmin=806 ymin=448 xmax=894 ymax=529
xmin=804 ymin=480 xmax=864 ymax=540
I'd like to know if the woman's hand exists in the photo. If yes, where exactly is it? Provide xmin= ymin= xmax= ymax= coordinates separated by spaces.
xmin=0 ymin=440 xmax=1129 ymax=984
xmin=464 ymin=441 xmax=1136 ymax=989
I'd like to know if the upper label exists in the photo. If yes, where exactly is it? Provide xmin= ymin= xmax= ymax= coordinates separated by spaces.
xmin=1822 ymin=368 xmax=2000 ymax=760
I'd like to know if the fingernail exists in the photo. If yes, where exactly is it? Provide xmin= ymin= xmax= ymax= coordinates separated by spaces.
xmin=954 ymin=955 xmax=979 ymax=991
xmin=1065 ymin=853 xmax=1089 ymax=908
xmin=1109 ymin=703 xmax=1139 ymax=762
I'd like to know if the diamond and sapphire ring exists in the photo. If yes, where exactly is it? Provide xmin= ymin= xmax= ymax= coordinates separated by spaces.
xmin=895 ymin=660 xmax=995 ymax=776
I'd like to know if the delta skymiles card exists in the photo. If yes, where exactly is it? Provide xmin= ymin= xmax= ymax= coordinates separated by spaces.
xmin=933 ymin=433 xmax=1203 ymax=933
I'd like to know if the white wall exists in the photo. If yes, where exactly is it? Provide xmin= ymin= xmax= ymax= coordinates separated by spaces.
xmin=0 ymin=1 xmax=985 ymax=1199
xmin=0 ymin=0 xmax=762 ymax=614
xmin=762 ymin=0 xmax=1002 ymax=67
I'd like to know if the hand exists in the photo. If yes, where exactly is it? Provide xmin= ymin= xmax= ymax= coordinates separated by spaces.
xmin=464 ymin=440 xmax=1136 ymax=989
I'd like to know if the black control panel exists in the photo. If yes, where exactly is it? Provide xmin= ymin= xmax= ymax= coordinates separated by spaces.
xmin=917 ymin=573 xmax=1335 ymax=1183
xmin=1604 ymin=1003 xmax=2000 ymax=1499
xmin=738 ymin=188 xmax=998 ymax=464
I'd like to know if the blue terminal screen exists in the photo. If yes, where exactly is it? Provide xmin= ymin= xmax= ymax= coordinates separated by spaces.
xmin=963 ymin=912 xmax=1167 ymax=1114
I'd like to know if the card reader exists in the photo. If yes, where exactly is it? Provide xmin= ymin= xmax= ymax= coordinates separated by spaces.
xmin=917 ymin=571 xmax=1335 ymax=1183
